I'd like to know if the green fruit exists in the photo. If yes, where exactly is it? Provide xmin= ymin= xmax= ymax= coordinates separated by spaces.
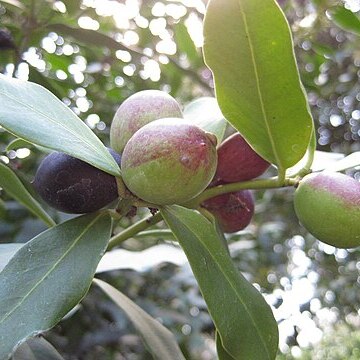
xmin=294 ymin=171 xmax=360 ymax=248
xmin=121 ymin=118 xmax=218 ymax=205
xmin=110 ymin=90 xmax=182 ymax=153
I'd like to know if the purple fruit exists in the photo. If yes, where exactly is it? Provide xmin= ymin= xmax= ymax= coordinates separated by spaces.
xmin=214 ymin=133 xmax=270 ymax=184
xmin=121 ymin=118 xmax=218 ymax=205
xmin=34 ymin=149 xmax=121 ymax=214
xmin=202 ymin=190 xmax=255 ymax=233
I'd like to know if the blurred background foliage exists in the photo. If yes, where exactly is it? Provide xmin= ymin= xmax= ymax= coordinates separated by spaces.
xmin=0 ymin=0 xmax=360 ymax=358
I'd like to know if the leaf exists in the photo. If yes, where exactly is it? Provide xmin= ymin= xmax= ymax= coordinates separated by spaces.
xmin=203 ymin=0 xmax=314 ymax=171
xmin=324 ymin=151 xmax=360 ymax=172
xmin=0 ymin=244 xmax=24 ymax=273
xmin=0 ymin=212 xmax=111 ymax=360
xmin=12 ymin=337 xmax=64 ymax=360
xmin=328 ymin=6 xmax=360 ymax=36
xmin=174 ymin=23 xmax=199 ymax=65
xmin=47 ymin=24 xmax=132 ymax=52
xmin=0 ymin=0 xmax=25 ymax=10
xmin=94 ymin=279 xmax=186 ymax=360
xmin=216 ymin=332 xmax=235 ymax=360
xmin=287 ymin=150 xmax=345 ymax=176
xmin=96 ymin=244 xmax=187 ymax=273
xmin=161 ymin=205 xmax=279 ymax=360
xmin=0 ymin=162 xmax=55 ymax=227
xmin=183 ymin=97 xmax=227 ymax=144
xmin=0 ymin=75 xmax=121 ymax=176
xmin=6 ymin=138 xmax=50 ymax=153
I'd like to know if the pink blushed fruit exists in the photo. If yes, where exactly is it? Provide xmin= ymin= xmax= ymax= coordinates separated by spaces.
xmin=110 ymin=90 xmax=182 ymax=153
xmin=294 ymin=171 xmax=360 ymax=248
xmin=121 ymin=118 xmax=218 ymax=205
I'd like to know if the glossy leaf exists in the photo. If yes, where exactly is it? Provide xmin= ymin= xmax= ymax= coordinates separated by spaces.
xmin=0 ymin=162 xmax=55 ymax=227
xmin=203 ymin=0 xmax=313 ymax=170
xmin=174 ymin=23 xmax=199 ymax=65
xmin=0 ymin=0 xmax=24 ymax=10
xmin=0 ymin=212 xmax=111 ymax=360
xmin=324 ymin=151 xmax=360 ymax=172
xmin=287 ymin=150 xmax=345 ymax=176
xmin=0 ymin=244 xmax=24 ymax=273
xmin=184 ymin=97 xmax=227 ymax=144
xmin=216 ymin=332 xmax=235 ymax=360
xmin=161 ymin=205 xmax=279 ymax=360
xmin=0 ymin=75 xmax=121 ymax=176
xmin=5 ymin=138 xmax=50 ymax=153
xmin=328 ymin=6 xmax=360 ymax=36
xmin=12 ymin=337 xmax=64 ymax=360
xmin=94 ymin=279 xmax=186 ymax=360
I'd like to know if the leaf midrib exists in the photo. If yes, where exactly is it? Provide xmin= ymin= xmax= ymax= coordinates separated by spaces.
xmin=0 ymin=85 xmax=115 ymax=172
xmin=236 ymin=0 xmax=282 ymax=169
xmin=163 ymin=207 xmax=272 ymax=360
xmin=0 ymin=214 xmax=103 ymax=326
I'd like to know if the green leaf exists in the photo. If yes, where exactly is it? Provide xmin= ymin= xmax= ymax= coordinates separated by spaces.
xmin=174 ymin=23 xmax=199 ymax=65
xmin=47 ymin=24 xmax=132 ymax=52
xmin=203 ymin=0 xmax=314 ymax=171
xmin=324 ymin=151 xmax=360 ymax=172
xmin=0 ymin=244 xmax=24 ymax=273
xmin=0 ymin=0 xmax=25 ymax=10
xmin=6 ymin=138 xmax=50 ymax=153
xmin=216 ymin=332 xmax=235 ymax=360
xmin=0 ymin=162 xmax=55 ymax=227
xmin=94 ymin=279 xmax=186 ymax=360
xmin=161 ymin=205 xmax=279 ymax=360
xmin=0 ymin=75 xmax=121 ymax=176
xmin=328 ymin=6 xmax=360 ymax=36
xmin=12 ymin=337 xmax=64 ymax=360
xmin=183 ymin=97 xmax=227 ymax=145
xmin=0 ymin=212 xmax=111 ymax=360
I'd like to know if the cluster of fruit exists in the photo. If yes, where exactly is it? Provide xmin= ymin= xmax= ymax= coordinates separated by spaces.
xmin=34 ymin=90 xmax=268 ymax=233
xmin=33 ymin=90 xmax=360 ymax=246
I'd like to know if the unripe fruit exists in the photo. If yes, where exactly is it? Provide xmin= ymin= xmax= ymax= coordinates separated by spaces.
xmin=213 ymin=133 xmax=270 ymax=184
xmin=110 ymin=90 xmax=183 ymax=153
xmin=202 ymin=190 xmax=255 ymax=233
xmin=121 ymin=118 xmax=218 ymax=205
xmin=33 ymin=149 xmax=121 ymax=214
xmin=294 ymin=171 xmax=360 ymax=248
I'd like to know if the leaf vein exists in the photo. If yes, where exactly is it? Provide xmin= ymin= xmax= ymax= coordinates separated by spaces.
xmin=0 ymin=214 xmax=102 ymax=325
xmin=163 ymin=207 xmax=272 ymax=359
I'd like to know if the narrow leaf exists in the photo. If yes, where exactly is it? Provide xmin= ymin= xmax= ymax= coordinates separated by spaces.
xmin=287 ymin=150 xmax=345 ymax=176
xmin=174 ymin=23 xmax=199 ymax=65
xmin=0 ymin=244 xmax=24 ymax=273
xmin=216 ymin=332 xmax=235 ymax=360
xmin=0 ymin=0 xmax=24 ymax=10
xmin=94 ymin=279 xmax=186 ymax=360
xmin=12 ymin=337 xmax=64 ymax=360
xmin=48 ymin=24 xmax=132 ymax=52
xmin=161 ymin=205 xmax=279 ymax=360
xmin=0 ymin=212 xmax=111 ymax=360
xmin=0 ymin=162 xmax=55 ymax=227
xmin=203 ymin=0 xmax=314 ymax=170
xmin=0 ymin=75 xmax=120 ymax=176
xmin=328 ymin=6 xmax=360 ymax=36
xmin=324 ymin=151 xmax=360 ymax=172
xmin=184 ymin=97 xmax=227 ymax=144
